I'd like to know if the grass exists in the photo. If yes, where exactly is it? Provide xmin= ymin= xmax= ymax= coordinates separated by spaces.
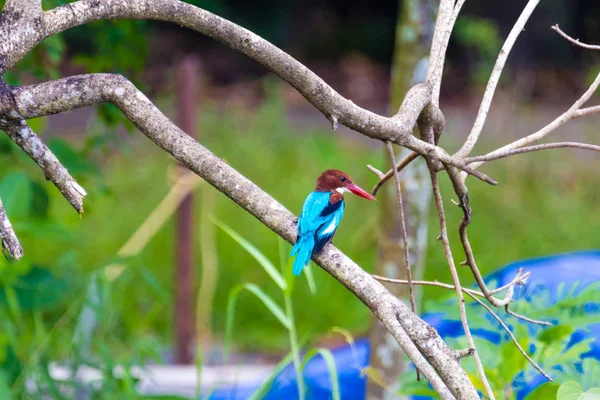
xmin=4 ymin=83 xmax=600 ymax=364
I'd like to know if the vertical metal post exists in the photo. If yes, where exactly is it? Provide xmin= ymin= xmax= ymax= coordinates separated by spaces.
xmin=174 ymin=54 xmax=199 ymax=364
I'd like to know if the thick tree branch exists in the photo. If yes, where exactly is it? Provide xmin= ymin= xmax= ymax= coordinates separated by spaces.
xmin=0 ymin=0 xmax=44 ymax=73
xmin=8 ymin=73 xmax=480 ymax=398
xmin=456 ymin=0 xmax=541 ymax=158
xmin=35 ymin=0 xmax=495 ymax=185
xmin=0 ymin=198 xmax=22 ymax=260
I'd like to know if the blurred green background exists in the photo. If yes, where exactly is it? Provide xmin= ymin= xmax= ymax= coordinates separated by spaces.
xmin=1 ymin=0 xmax=600 ymax=398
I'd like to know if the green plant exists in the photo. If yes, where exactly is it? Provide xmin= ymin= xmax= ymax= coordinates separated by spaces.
xmin=398 ymin=281 xmax=600 ymax=399
xmin=214 ymin=218 xmax=340 ymax=400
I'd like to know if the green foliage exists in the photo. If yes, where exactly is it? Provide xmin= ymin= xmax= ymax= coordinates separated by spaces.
xmin=401 ymin=280 xmax=600 ymax=398
xmin=217 ymin=221 xmax=342 ymax=399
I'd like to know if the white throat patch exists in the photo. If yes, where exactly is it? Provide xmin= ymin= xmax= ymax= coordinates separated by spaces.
xmin=335 ymin=187 xmax=348 ymax=194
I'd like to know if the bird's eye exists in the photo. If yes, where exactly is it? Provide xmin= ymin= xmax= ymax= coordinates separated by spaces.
xmin=340 ymin=176 xmax=347 ymax=182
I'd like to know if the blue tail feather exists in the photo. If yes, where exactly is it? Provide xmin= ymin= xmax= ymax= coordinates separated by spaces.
xmin=290 ymin=235 xmax=314 ymax=276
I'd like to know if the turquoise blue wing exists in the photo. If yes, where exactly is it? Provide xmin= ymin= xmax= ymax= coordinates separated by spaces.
xmin=314 ymin=201 xmax=344 ymax=252
xmin=297 ymin=192 xmax=334 ymax=235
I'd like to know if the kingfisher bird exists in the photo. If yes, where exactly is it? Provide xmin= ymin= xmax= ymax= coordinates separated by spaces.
xmin=290 ymin=169 xmax=376 ymax=276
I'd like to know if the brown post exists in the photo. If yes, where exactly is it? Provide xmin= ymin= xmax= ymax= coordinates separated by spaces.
xmin=174 ymin=54 xmax=200 ymax=364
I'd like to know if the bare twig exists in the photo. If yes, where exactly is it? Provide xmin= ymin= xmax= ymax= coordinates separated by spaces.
xmin=375 ymin=274 xmax=553 ymax=380
xmin=552 ymin=24 xmax=600 ymax=50
xmin=456 ymin=0 xmax=541 ymax=158
xmin=466 ymin=142 xmax=600 ymax=163
xmin=452 ymin=348 xmax=475 ymax=360
xmin=373 ymin=275 xmax=552 ymax=327
xmin=458 ymin=219 xmax=529 ymax=307
xmin=0 ymin=198 xmax=22 ymax=260
xmin=505 ymin=305 xmax=552 ymax=327
xmin=426 ymin=0 xmax=466 ymax=105
xmin=429 ymin=172 xmax=496 ymax=400
xmin=366 ymin=165 xmax=385 ymax=180
xmin=370 ymin=151 xmax=419 ymax=196
xmin=385 ymin=141 xmax=417 ymax=314
xmin=466 ymin=292 xmax=553 ymax=381
xmin=373 ymin=275 xmax=487 ymax=298
xmin=0 ymin=120 xmax=87 ymax=214
xmin=467 ymin=71 xmax=600 ymax=173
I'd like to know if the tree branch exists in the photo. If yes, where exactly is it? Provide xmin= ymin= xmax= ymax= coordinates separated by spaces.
xmin=429 ymin=172 xmax=496 ymax=400
xmin=9 ymin=73 xmax=480 ymax=398
xmin=466 ymin=142 xmax=600 ymax=163
xmin=36 ymin=0 xmax=496 ymax=185
xmin=0 ymin=198 xmax=22 ymax=260
xmin=385 ymin=141 xmax=417 ymax=316
xmin=552 ymin=24 xmax=600 ymax=50
xmin=466 ymin=71 xmax=600 ymax=173
xmin=456 ymin=0 xmax=541 ymax=158
xmin=0 ymin=118 xmax=87 ymax=213
xmin=372 ymin=275 xmax=552 ymax=327
xmin=466 ymin=292 xmax=553 ymax=382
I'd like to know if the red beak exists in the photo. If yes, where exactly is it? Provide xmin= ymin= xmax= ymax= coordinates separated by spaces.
xmin=347 ymin=183 xmax=376 ymax=201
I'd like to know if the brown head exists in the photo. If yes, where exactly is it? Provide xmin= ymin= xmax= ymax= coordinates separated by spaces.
xmin=315 ymin=169 xmax=375 ymax=200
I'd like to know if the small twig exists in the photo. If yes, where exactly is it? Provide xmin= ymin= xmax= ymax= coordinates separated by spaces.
xmin=467 ymin=292 xmax=553 ymax=381
xmin=366 ymin=165 xmax=385 ymax=180
xmin=467 ymin=71 xmax=600 ymax=174
xmin=386 ymin=142 xmax=416 ymax=314
xmin=370 ymin=151 xmax=419 ymax=196
xmin=466 ymin=142 xmax=600 ymax=163
xmin=459 ymin=218 xmax=524 ymax=307
xmin=452 ymin=348 xmax=475 ymax=360
xmin=456 ymin=0 xmax=541 ymax=158
xmin=385 ymin=141 xmax=419 ymax=381
xmin=373 ymin=274 xmax=552 ymax=327
xmin=488 ymin=269 xmax=530 ymax=295
xmin=505 ymin=305 xmax=552 ymax=327
xmin=429 ymin=172 xmax=496 ymax=400
xmin=373 ymin=275 xmax=487 ymax=298
xmin=0 ymin=198 xmax=23 ymax=260
xmin=2 ymin=120 xmax=87 ymax=214
xmin=552 ymin=24 xmax=600 ymax=50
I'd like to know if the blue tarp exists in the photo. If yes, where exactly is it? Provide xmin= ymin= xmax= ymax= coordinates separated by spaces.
xmin=207 ymin=251 xmax=600 ymax=399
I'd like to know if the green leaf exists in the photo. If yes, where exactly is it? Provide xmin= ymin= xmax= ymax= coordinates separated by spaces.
xmin=539 ymin=325 xmax=574 ymax=345
xmin=224 ymin=283 xmax=290 ymax=359
xmin=303 ymin=263 xmax=317 ymax=295
xmin=525 ymin=381 xmax=559 ymax=400
xmin=212 ymin=216 xmax=286 ymax=291
xmin=557 ymin=381 xmax=600 ymax=400
xmin=248 ymin=349 xmax=295 ymax=400
xmin=0 ymin=172 xmax=32 ymax=220
xmin=301 ymin=348 xmax=340 ymax=400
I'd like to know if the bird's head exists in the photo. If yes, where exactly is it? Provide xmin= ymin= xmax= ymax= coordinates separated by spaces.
xmin=315 ymin=169 xmax=376 ymax=200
